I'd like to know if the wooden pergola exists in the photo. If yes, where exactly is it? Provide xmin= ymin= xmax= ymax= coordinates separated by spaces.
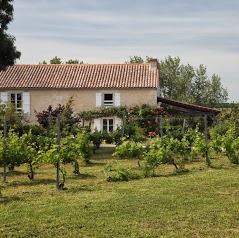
xmin=157 ymin=96 xmax=221 ymax=165
xmin=157 ymin=96 xmax=220 ymax=117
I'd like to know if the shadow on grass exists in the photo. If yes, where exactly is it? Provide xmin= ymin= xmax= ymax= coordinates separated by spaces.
xmin=95 ymin=147 xmax=115 ymax=153
xmin=150 ymin=169 xmax=191 ymax=178
xmin=92 ymin=147 xmax=115 ymax=158
xmin=66 ymin=185 xmax=94 ymax=193
xmin=3 ymin=170 xmax=28 ymax=177
xmin=210 ymin=163 xmax=239 ymax=170
xmin=210 ymin=164 xmax=226 ymax=170
xmin=83 ymin=161 xmax=107 ymax=167
xmin=9 ymin=178 xmax=56 ymax=187
xmin=69 ymin=173 xmax=97 ymax=180
xmin=0 ymin=195 xmax=21 ymax=204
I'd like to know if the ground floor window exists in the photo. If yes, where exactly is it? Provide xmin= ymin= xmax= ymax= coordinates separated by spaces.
xmin=103 ymin=119 xmax=114 ymax=132
xmin=10 ymin=93 xmax=22 ymax=112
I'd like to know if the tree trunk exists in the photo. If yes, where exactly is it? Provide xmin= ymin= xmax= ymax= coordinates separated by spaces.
xmin=137 ymin=157 xmax=141 ymax=167
xmin=172 ymin=159 xmax=178 ymax=170
xmin=28 ymin=162 xmax=34 ymax=180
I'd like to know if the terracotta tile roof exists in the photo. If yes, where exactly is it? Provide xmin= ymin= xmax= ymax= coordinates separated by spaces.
xmin=0 ymin=64 xmax=158 ymax=89
xmin=157 ymin=96 xmax=220 ymax=115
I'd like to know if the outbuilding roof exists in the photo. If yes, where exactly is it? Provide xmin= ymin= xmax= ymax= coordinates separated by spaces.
xmin=157 ymin=96 xmax=220 ymax=115
xmin=0 ymin=63 xmax=158 ymax=89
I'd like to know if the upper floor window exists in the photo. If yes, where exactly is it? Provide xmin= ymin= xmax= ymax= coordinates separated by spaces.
xmin=10 ymin=93 xmax=22 ymax=112
xmin=96 ymin=93 xmax=121 ymax=108
xmin=103 ymin=94 xmax=113 ymax=107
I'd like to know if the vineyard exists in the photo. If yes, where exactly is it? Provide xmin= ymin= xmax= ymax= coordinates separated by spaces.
xmin=1 ymin=104 xmax=239 ymax=237
xmin=1 ymin=147 xmax=239 ymax=237
xmin=1 ymin=117 xmax=239 ymax=187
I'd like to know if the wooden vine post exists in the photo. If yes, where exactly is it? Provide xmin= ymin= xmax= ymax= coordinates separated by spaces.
xmin=3 ymin=115 xmax=7 ymax=182
xmin=160 ymin=115 xmax=163 ymax=138
xmin=121 ymin=111 xmax=126 ymax=141
xmin=56 ymin=114 xmax=61 ymax=189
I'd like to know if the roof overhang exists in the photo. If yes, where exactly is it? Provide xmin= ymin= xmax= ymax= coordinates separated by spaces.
xmin=157 ymin=96 xmax=221 ymax=116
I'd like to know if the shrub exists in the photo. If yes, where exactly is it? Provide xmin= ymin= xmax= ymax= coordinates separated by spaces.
xmin=221 ymin=128 xmax=239 ymax=164
xmin=35 ymin=97 xmax=80 ymax=130
xmin=0 ymin=182 xmax=4 ymax=197
xmin=102 ymin=130 xmax=114 ymax=144
xmin=104 ymin=162 xmax=141 ymax=182
xmin=111 ymin=127 xmax=122 ymax=144
xmin=144 ymin=133 xmax=191 ymax=177
xmin=113 ymin=141 xmax=144 ymax=166
xmin=106 ymin=167 xmax=130 ymax=182
xmin=75 ymin=131 xmax=93 ymax=163
xmin=89 ymin=129 xmax=103 ymax=148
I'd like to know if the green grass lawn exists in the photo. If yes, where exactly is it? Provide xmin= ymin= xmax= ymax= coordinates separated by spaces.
xmin=1 ymin=148 xmax=239 ymax=238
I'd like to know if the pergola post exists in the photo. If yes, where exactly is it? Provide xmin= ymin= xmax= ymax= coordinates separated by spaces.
xmin=204 ymin=114 xmax=210 ymax=166
xmin=182 ymin=118 xmax=186 ymax=134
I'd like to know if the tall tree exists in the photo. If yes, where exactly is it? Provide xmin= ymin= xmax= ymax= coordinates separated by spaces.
xmin=190 ymin=64 xmax=208 ymax=105
xmin=159 ymin=56 xmax=181 ymax=99
xmin=66 ymin=59 xmax=83 ymax=64
xmin=160 ymin=57 xmax=228 ymax=106
xmin=0 ymin=0 xmax=21 ymax=71
xmin=127 ymin=55 xmax=228 ymax=107
xmin=49 ymin=56 xmax=62 ymax=64
xmin=125 ymin=56 xmax=149 ymax=64
xmin=207 ymin=74 xmax=228 ymax=106
xmin=177 ymin=63 xmax=195 ymax=102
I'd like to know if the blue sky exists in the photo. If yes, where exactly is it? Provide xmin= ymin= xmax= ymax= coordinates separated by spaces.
xmin=8 ymin=0 xmax=239 ymax=102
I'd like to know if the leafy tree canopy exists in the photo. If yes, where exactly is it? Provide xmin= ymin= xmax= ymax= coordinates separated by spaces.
xmin=0 ymin=0 xmax=21 ymax=71
xmin=127 ymin=55 xmax=228 ymax=107
xmin=39 ymin=56 xmax=84 ymax=64
xmin=125 ymin=56 xmax=149 ymax=64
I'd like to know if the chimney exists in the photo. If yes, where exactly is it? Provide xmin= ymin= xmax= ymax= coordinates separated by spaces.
xmin=149 ymin=58 xmax=158 ymax=71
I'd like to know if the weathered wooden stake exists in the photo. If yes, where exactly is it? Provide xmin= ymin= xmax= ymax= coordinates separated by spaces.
xmin=47 ymin=111 xmax=51 ymax=137
xmin=182 ymin=119 xmax=186 ymax=134
xmin=121 ymin=112 xmax=126 ymax=141
xmin=82 ymin=113 xmax=85 ymax=128
xmin=3 ymin=115 xmax=7 ymax=182
xmin=56 ymin=114 xmax=61 ymax=189
xmin=160 ymin=115 xmax=163 ymax=138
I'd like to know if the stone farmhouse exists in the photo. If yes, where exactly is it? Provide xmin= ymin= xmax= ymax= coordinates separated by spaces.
xmin=0 ymin=59 xmax=159 ymax=131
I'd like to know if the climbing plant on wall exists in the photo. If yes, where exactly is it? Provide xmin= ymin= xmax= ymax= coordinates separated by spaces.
xmin=78 ymin=104 xmax=169 ymax=137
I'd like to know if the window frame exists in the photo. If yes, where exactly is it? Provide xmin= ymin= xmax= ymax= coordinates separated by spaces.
xmin=103 ymin=93 xmax=114 ymax=107
xmin=103 ymin=118 xmax=114 ymax=132
xmin=10 ymin=92 xmax=23 ymax=112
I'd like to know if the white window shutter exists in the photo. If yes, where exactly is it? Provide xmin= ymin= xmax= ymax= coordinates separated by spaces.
xmin=114 ymin=117 xmax=122 ymax=130
xmin=23 ymin=92 xmax=30 ymax=114
xmin=0 ymin=92 xmax=8 ymax=104
xmin=94 ymin=118 xmax=101 ymax=131
xmin=96 ymin=93 xmax=102 ymax=107
xmin=114 ymin=93 xmax=120 ymax=107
